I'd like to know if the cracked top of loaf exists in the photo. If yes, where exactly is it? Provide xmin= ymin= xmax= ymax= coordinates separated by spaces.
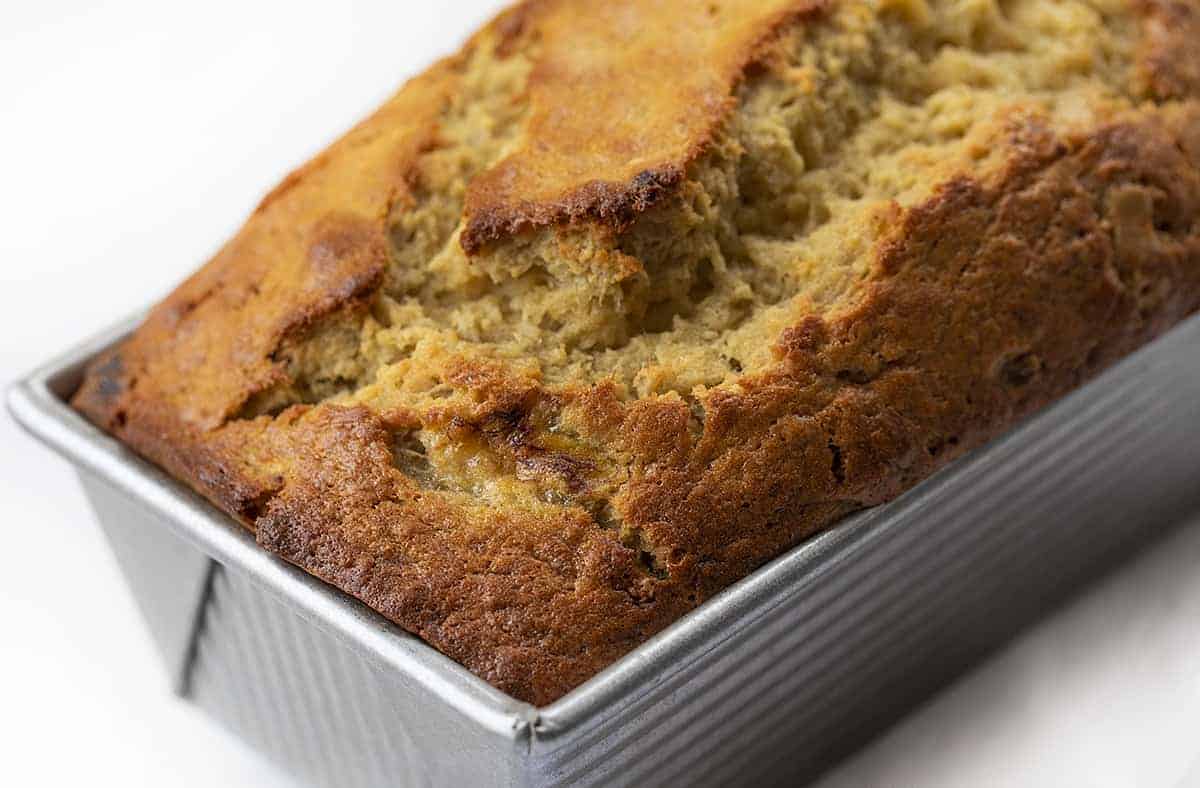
xmin=74 ymin=0 xmax=1200 ymax=704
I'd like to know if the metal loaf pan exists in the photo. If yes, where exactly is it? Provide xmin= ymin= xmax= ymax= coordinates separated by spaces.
xmin=10 ymin=314 xmax=1200 ymax=787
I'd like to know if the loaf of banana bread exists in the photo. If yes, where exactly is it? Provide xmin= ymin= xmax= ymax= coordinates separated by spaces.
xmin=74 ymin=0 xmax=1200 ymax=704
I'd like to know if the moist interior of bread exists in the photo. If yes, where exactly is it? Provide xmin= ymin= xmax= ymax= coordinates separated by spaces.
xmin=241 ymin=0 xmax=1145 ymax=520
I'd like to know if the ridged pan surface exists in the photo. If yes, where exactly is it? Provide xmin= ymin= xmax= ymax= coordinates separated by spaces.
xmin=9 ymin=314 xmax=1200 ymax=787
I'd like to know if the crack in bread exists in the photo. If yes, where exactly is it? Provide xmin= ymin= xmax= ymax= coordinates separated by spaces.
xmin=74 ymin=0 xmax=1200 ymax=704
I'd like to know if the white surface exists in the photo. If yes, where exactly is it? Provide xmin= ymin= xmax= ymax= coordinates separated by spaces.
xmin=2 ymin=2 xmax=1198 ymax=786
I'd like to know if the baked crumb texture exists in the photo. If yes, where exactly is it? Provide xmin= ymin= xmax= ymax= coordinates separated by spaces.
xmin=75 ymin=0 xmax=1200 ymax=704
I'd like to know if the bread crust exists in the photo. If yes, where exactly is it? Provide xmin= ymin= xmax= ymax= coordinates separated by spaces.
xmin=460 ymin=0 xmax=827 ymax=252
xmin=74 ymin=0 xmax=1200 ymax=704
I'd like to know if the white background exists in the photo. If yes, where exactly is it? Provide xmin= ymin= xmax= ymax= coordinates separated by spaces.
xmin=2 ymin=2 xmax=1199 ymax=785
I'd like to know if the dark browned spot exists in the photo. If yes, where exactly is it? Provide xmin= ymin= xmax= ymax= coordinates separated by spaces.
xmin=828 ymin=438 xmax=845 ymax=484
xmin=516 ymin=450 xmax=593 ymax=494
xmin=835 ymin=368 xmax=873 ymax=385
xmin=999 ymin=351 xmax=1041 ymax=387
xmin=240 ymin=487 xmax=280 ymax=523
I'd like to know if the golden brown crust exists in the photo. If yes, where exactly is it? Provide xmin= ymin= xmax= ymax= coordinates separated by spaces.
xmin=460 ymin=0 xmax=827 ymax=253
xmin=73 ymin=0 xmax=1200 ymax=705
xmin=74 ymin=54 xmax=461 ymax=432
